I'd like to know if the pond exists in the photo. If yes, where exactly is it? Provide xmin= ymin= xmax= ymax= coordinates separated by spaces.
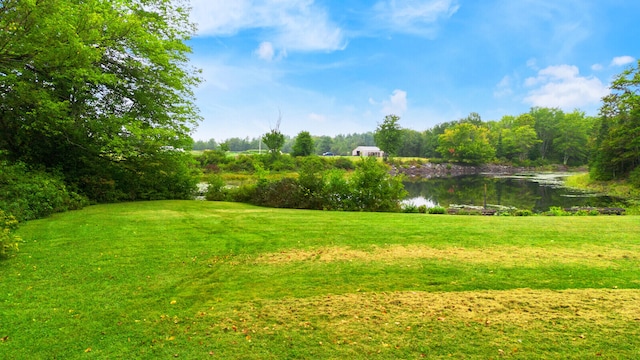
xmin=402 ymin=173 xmax=625 ymax=212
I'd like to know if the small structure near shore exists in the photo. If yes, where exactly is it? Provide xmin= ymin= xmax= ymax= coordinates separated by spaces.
xmin=352 ymin=146 xmax=384 ymax=157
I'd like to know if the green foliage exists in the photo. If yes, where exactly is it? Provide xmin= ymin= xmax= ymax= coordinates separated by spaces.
xmin=291 ymin=131 xmax=314 ymax=157
xmin=331 ymin=157 xmax=355 ymax=170
xmin=196 ymin=150 xmax=230 ymax=173
xmin=428 ymin=206 xmax=446 ymax=214
xmin=437 ymin=123 xmax=495 ymax=164
xmin=262 ymin=129 xmax=286 ymax=156
xmin=350 ymin=157 xmax=407 ymax=211
xmin=0 ymin=161 xmax=89 ymax=221
xmin=205 ymin=174 xmax=227 ymax=201
xmin=591 ymin=60 xmax=640 ymax=180
xmin=513 ymin=209 xmax=534 ymax=216
xmin=547 ymin=206 xmax=570 ymax=216
xmin=0 ymin=0 xmax=201 ymax=204
xmin=401 ymin=203 xmax=420 ymax=213
xmin=0 ymin=209 xmax=20 ymax=258
xmin=374 ymin=114 xmax=402 ymax=158
xmin=630 ymin=167 xmax=640 ymax=188
xmin=241 ymin=157 xmax=406 ymax=212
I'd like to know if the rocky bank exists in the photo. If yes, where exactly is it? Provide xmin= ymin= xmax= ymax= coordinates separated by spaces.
xmin=391 ymin=163 xmax=541 ymax=179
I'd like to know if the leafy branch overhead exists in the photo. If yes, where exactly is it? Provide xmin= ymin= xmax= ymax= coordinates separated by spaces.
xmin=0 ymin=0 xmax=202 ymax=202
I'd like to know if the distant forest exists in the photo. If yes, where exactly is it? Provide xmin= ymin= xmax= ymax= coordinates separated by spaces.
xmin=194 ymin=107 xmax=595 ymax=166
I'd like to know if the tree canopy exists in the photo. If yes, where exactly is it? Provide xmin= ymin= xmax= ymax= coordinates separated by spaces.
xmin=291 ymin=131 xmax=314 ymax=157
xmin=591 ymin=60 xmax=640 ymax=182
xmin=0 ymin=0 xmax=201 ymax=202
xmin=374 ymin=114 xmax=402 ymax=158
xmin=437 ymin=123 xmax=495 ymax=165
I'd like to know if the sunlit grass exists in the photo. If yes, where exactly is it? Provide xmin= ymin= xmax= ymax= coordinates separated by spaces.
xmin=565 ymin=172 xmax=640 ymax=214
xmin=2 ymin=201 xmax=639 ymax=358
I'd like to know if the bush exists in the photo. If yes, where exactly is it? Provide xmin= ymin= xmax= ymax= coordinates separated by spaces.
xmin=547 ymin=206 xmax=569 ymax=216
xmin=350 ymin=157 xmax=407 ymax=212
xmin=251 ymin=177 xmax=304 ymax=208
xmin=0 ymin=162 xmax=89 ymax=221
xmin=514 ymin=209 xmax=533 ymax=216
xmin=428 ymin=206 xmax=446 ymax=214
xmin=332 ymin=157 xmax=355 ymax=170
xmin=205 ymin=174 xmax=228 ymax=201
xmin=418 ymin=205 xmax=427 ymax=214
xmin=0 ymin=209 xmax=20 ymax=258
xmin=402 ymin=203 xmax=419 ymax=213
xmin=227 ymin=184 xmax=256 ymax=203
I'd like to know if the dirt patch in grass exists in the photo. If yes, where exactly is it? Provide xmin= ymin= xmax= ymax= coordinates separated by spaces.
xmin=203 ymin=289 xmax=640 ymax=354
xmin=255 ymin=245 xmax=638 ymax=267
xmin=257 ymin=288 xmax=640 ymax=325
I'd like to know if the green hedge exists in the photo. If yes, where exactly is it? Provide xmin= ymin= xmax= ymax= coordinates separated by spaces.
xmin=0 ymin=162 xmax=89 ymax=221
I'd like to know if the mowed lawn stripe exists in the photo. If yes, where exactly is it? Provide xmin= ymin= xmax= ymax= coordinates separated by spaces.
xmin=2 ymin=200 xmax=639 ymax=359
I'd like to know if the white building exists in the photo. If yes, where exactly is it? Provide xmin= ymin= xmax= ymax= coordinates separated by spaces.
xmin=352 ymin=146 xmax=384 ymax=157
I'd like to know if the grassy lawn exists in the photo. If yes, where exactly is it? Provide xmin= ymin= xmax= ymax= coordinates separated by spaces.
xmin=2 ymin=201 xmax=640 ymax=359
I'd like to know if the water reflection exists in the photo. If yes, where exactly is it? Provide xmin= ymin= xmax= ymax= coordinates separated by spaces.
xmin=403 ymin=174 xmax=624 ymax=212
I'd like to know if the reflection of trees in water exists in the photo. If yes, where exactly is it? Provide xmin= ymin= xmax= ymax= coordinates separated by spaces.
xmin=404 ymin=175 xmax=623 ymax=211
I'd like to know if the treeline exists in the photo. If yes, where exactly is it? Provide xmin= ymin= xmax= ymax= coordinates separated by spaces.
xmin=194 ymin=133 xmax=376 ymax=156
xmin=195 ymin=107 xmax=595 ymax=166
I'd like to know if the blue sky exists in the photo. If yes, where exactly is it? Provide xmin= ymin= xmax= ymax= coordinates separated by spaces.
xmin=187 ymin=0 xmax=638 ymax=141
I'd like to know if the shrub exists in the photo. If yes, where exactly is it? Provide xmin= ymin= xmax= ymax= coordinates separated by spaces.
xmin=322 ymin=169 xmax=353 ymax=211
xmin=252 ymin=177 xmax=304 ymax=208
xmin=0 ymin=162 xmax=89 ymax=221
xmin=0 ymin=209 xmax=20 ymax=258
xmin=227 ymin=184 xmax=256 ymax=203
xmin=402 ymin=203 xmax=419 ymax=213
xmin=428 ymin=206 xmax=446 ymax=214
xmin=547 ymin=206 xmax=569 ymax=216
xmin=332 ymin=157 xmax=355 ymax=170
xmin=350 ymin=157 xmax=407 ymax=212
xmin=514 ymin=209 xmax=533 ymax=216
xmin=418 ymin=205 xmax=427 ymax=214
xmin=205 ymin=174 xmax=227 ymax=201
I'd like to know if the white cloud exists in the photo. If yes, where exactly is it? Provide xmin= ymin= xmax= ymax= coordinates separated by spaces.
xmin=591 ymin=63 xmax=603 ymax=71
xmin=308 ymin=113 xmax=327 ymax=123
xmin=255 ymin=41 xmax=275 ymax=61
xmin=494 ymin=76 xmax=513 ymax=98
xmin=610 ymin=56 xmax=635 ymax=67
xmin=381 ymin=89 xmax=408 ymax=115
xmin=523 ymin=65 xmax=609 ymax=109
xmin=189 ymin=0 xmax=346 ymax=53
xmin=373 ymin=0 xmax=460 ymax=37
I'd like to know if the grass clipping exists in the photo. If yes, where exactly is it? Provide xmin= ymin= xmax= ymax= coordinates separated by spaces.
xmin=208 ymin=289 xmax=640 ymax=347
xmin=255 ymin=245 xmax=637 ymax=268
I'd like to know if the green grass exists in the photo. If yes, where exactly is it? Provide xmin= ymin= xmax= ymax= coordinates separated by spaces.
xmin=565 ymin=173 xmax=640 ymax=214
xmin=2 ymin=201 xmax=640 ymax=359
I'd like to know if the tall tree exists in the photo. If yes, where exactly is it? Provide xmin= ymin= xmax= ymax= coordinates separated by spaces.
xmin=554 ymin=111 xmax=593 ymax=165
xmin=500 ymin=114 xmax=541 ymax=162
xmin=591 ymin=60 xmax=640 ymax=180
xmin=374 ymin=114 xmax=402 ymax=159
xmin=262 ymin=114 xmax=285 ymax=156
xmin=291 ymin=131 xmax=314 ymax=157
xmin=437 ymin=123 xmax=495 ymax=164
xmin=530 ymin=107 xmax=563 ymax=161
xmin=0 ymin=0 xmax=201 ymax=201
